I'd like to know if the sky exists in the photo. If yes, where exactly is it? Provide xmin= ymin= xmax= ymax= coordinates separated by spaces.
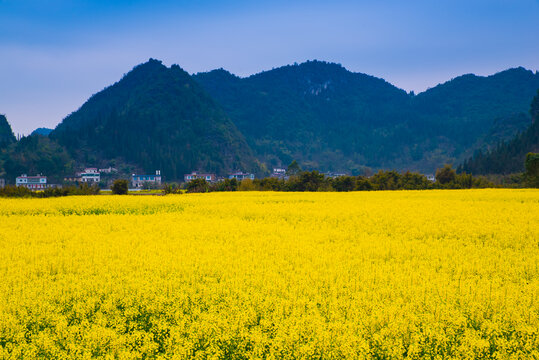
xmin=1 ymin=0 xmax=538 ymax=135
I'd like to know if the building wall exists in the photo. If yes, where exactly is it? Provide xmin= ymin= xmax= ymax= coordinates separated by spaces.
xmin=132 ymin=175 xmax=162 ymax=188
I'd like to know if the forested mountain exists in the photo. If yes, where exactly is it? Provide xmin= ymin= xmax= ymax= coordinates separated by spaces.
xmin=0 ymin=115 xmax=15 ymax=148
xmin=51 ymin=59 xmax=260 ymax=179
xmin=195 ymin=62 xmax=539 ymax=173
xmin=459 ymin=91 xmax=539 ymax=174
xmin=195 ymin=61 xmax=414 ymax=173
xmin=2 ymin=60 xmax=538 ymax=180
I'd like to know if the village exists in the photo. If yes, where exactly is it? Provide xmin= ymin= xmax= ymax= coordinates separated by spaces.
xmin=1 ymin=168 xmax=263 ymax=191
xmin=0 ymin=166 xmax=403 ymax=191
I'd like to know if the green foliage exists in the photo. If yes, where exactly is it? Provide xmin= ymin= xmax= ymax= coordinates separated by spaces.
xmin=0 ymin=185 xmax=34 ymax=198
xmin=179 ymin=168 xmax=493 ymax=194
xmin=370 ymin=170 xmax=402 ymax=190
xmin=524 ymin=153 xmax=539 ymax=187
xmin=286 ymin=160 xmax=301 ymax=176
xmin=288 ymin=171 xmax=326 ymax=191
xmin=210 ymin=178 xmax=239 ymax=192
xmin=185 ymin=178 xmax=209 ymax=193
xmin=435 ymin=165 xmax=457 ymax=185
xmin=112 ymin=179 xmax=129 ymax=195
xmin=51 ymin=59 xmax=260 ymax=180
xmin=0 ymin=134 xmax=74 ymax=182
xmin=0 ymin=183 xmax=99 ymax=198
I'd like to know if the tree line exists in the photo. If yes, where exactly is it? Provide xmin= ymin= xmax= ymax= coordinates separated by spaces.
xmin=0 ymin=183 xmax=100 ymax=198
xmin=168 ymin=165 xmax=497 ymax=194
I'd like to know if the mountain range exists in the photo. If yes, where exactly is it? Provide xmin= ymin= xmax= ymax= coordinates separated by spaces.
xmin=195 ymin=61 xmax=539 ymax=173
xmin=1 ymin=59 xmax=538 ymax=181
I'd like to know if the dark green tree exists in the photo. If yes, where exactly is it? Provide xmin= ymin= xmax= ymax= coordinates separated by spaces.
xmin=370 ymin=170 xmax=401 ymax=190
xmin=112 ymin=179 xmax=129 ymax=195
xmin=525 ymin=153 xmax=539 ymax=187
xmin=286 ymin=160 xmax=302 ymax=176
xmin=332 ymin=176 xmax=356 ymax=192
xmin=185 ymin=178 xmax=209 ymax=193
xmin=435 ymin=165 xmax=456 ymax=185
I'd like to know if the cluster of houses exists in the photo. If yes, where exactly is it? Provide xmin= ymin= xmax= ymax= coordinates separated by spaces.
xmin=64 ymin=167 xmax=119 ymax=184
xmin=3 ymin=167 xmax=437 ymax=191
xmin=183 ymin=171 xmax=256 ymax=183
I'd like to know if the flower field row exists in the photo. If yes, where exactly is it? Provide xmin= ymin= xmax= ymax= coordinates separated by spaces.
xmin=0 ymin=190 xmax=538 ymax=359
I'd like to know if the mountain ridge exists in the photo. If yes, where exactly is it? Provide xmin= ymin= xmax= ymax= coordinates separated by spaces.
xmin=194 ymin=60 xmax=539 ymax=172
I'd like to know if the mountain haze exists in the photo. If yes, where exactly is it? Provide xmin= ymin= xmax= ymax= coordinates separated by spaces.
xmin=52 ymin=59 xmax=259 ymax=179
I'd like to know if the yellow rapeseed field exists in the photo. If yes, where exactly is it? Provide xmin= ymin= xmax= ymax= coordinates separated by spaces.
xmin=0 ymin=190 xmax=538 ymax=359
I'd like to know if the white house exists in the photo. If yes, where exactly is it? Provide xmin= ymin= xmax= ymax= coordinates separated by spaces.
xmin=271 ymin=168 xmax=288 ymax=180
xmin=229 ymin=172 xmax=255 ymax=181
xmin=16 ymin=174 xmax=47 ymax=190
xmin=184 ymin=171 xmax=216 ymax=183
xmin=80 ymin=168 xmax=100 ymax=183
xmin=132 ymin=170 xmax=162 ymax=188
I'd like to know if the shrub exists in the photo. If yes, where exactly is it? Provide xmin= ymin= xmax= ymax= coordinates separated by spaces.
xmin=435 ymin=164 xmax=456 ymax=185
xmin=185 ymin=178 xmax=209 ymax=193
xmin=112 ymin=179 xmax=129 ymax=195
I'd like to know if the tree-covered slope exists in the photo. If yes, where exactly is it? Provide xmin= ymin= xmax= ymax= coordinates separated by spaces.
xmin=413 ymin=67 xmax=539 ymax=149
xmin=0 ymin=114 xmax=15 ymax=149
xmin=1 ymin=134 xmax=74 ymax=182
xmin=458 ymin=90 xmax=539 ymax=175
xmin=52 ymin=59 xmax=259 ymax=179
xmin=195 ymin=61 xmax=414 ymax=173
xmin=195 ymin=62 xmax=539 ymax=173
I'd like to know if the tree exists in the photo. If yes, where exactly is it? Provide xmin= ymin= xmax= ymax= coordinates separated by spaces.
xmin=525 ymin=153 xmax=539 ymax=187
xmin=370 ymin=170 xmax=401 ymax=190
xmin=332 ymin=176 xmax=356 ymax=192
xmin=435 ymin=164 xmax=456 ymax=185
xmin=289 ymin=171 xmax=325 ymax=191
xmin=185 ymin=178 xmax=209 ymax=193
xmin=112 ymin=179 xmax=129 ymax=195
xmin=286 ymin=160 xmax=301 ymax=176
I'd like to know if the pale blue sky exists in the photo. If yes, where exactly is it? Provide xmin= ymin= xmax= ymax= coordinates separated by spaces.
xmin=1 ymin=0 xmax=538 ymax=135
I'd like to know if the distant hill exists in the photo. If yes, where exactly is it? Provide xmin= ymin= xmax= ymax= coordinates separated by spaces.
xmin=0 ymin=114 xmax=15 ymax=148
xmin=1 ymin=134 xmax=74 ymax=183
xmin=31 ymin=127 xmax=53 ymax=136
xmin=458 ymin=90 xmax=539 ymax=175
xmin=195 ymin=62 xmax=539 ymax=173
xmin=51 ymin=59 xmax=260 ymax=179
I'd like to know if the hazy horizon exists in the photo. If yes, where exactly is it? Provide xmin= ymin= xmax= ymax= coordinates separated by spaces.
xmin=1 ymin=0 xmax=538 ymax=135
